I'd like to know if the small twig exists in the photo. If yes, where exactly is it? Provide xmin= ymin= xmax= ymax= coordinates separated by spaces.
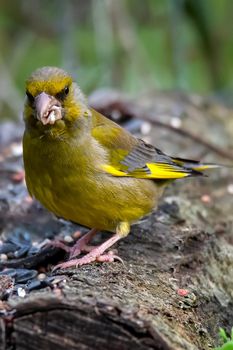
xmin=143 ymin=118 xmax=233 ymax=161
xmin=93 ymin=100 xmax=233 ymax=161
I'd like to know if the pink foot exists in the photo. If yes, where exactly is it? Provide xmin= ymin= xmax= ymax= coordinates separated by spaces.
xmin=53 ymin=252 xmax=123 ymax=270
xmin=43 ymin=229 xmax=98 ymax=257
xmin=69 ymin=228 xmax=98 ymax=259
xmin=96 ymin=252 xmax=124 ymax=264
xmin=45 ymin=239 xmax=71 ymax=253
xmin=53 ymin=233 xmax=123 ymax=270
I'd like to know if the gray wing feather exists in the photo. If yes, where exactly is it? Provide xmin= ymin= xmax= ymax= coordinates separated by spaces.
xmin=120 ymin=139 xmax=180 ymax=172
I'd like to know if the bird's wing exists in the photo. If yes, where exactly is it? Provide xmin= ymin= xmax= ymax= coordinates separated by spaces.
xmin=91 ymin=109 xmax=204 ymax=179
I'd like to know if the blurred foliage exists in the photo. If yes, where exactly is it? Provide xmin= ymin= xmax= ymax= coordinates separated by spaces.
xmin=214 ymin=328 xmax=233 ymax=350
xmin=0 ymin=0 xmax=232 ymax=120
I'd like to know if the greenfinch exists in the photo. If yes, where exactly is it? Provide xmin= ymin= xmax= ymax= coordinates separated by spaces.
xmin=23 ymin=66 xmax=218 ymax=269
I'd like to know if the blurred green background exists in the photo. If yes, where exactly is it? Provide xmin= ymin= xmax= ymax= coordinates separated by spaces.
xmin=0 ymin=0 xmax=232 ymax=120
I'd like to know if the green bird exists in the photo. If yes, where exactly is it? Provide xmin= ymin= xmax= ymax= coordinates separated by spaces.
xmin=23 ymin=66 xmax=219 ymax=269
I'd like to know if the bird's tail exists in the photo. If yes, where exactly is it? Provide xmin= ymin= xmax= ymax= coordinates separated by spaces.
xmin=171 ymin=156 xmax=223 ymax=173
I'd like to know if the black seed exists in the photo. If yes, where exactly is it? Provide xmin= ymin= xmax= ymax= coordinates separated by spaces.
xmin=0 ymin=268 xmax=17 ymax=278
xmin=15 ymin=269 xmax=38 ymax=283
xmin=0 ymin=243 xmax=18 ymax=254
xmin=27 ymin=246 xmax=41 ymax=255
xmin=26 ymin=279 xmax=42 ymax=292
xmin=6 ymin=230 xmax=31 ymax=248
xmin=14 ymin=246 xmax=30 ymax=258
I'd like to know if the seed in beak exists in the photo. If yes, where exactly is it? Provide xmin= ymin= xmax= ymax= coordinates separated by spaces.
xmin=35 ymin=92 xmax=62 ymax=125
xmin=49 ymin=111 xmax=55 ymax=124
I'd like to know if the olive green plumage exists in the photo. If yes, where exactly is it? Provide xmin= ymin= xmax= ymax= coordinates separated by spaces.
xmin=23 ymin=66 xmax=216 ymax=238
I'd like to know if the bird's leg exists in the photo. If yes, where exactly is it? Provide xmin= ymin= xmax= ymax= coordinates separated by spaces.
xmin=54 ymin=233 xmax=122 ymax=270
xmin=44 ymin=229 xmax=98 ymax=257
xmin=53 ymin=222 xmax=129 ymax=270
xmin=45 ymin=228 xmax=98 ymax=267
xmin=69 ymin=228 xmax=98 ymax=258
xmin=41 ymin=238 xmax=72 ymax=252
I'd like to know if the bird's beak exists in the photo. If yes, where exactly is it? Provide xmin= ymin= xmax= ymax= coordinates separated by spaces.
xmin=35 ymin=92 xmax=62 ymax=125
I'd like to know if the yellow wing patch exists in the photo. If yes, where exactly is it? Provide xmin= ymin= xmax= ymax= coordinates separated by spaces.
xmin=102 ymin=165 xmax=130 ymax=177
xmin=102 ymin=163 xmax=190 ymax=179
xmin=140 ymin=163 xmax=189 ymax=179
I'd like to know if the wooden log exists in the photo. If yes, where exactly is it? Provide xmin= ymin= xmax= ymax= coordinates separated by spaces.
xmin=0 ymin=91 xmax=233 ymax=349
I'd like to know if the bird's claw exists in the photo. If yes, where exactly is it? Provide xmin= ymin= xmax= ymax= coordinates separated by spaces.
xmin=53 ymin=251 xmax=124 ymax=271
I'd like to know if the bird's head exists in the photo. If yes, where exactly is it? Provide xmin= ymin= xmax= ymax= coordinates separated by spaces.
xmin=24 ymin=67 xmax=90 ymax=136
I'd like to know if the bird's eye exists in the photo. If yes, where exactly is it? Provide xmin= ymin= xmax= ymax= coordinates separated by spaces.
xmin=56 ymin=86 xmax=69 ymax=100
xmin=26 ymin=91 xmax=34 ymax=103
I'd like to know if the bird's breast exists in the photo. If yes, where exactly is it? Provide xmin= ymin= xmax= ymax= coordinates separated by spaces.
xmin=23 ymin=132 xmax=162 ymax=230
